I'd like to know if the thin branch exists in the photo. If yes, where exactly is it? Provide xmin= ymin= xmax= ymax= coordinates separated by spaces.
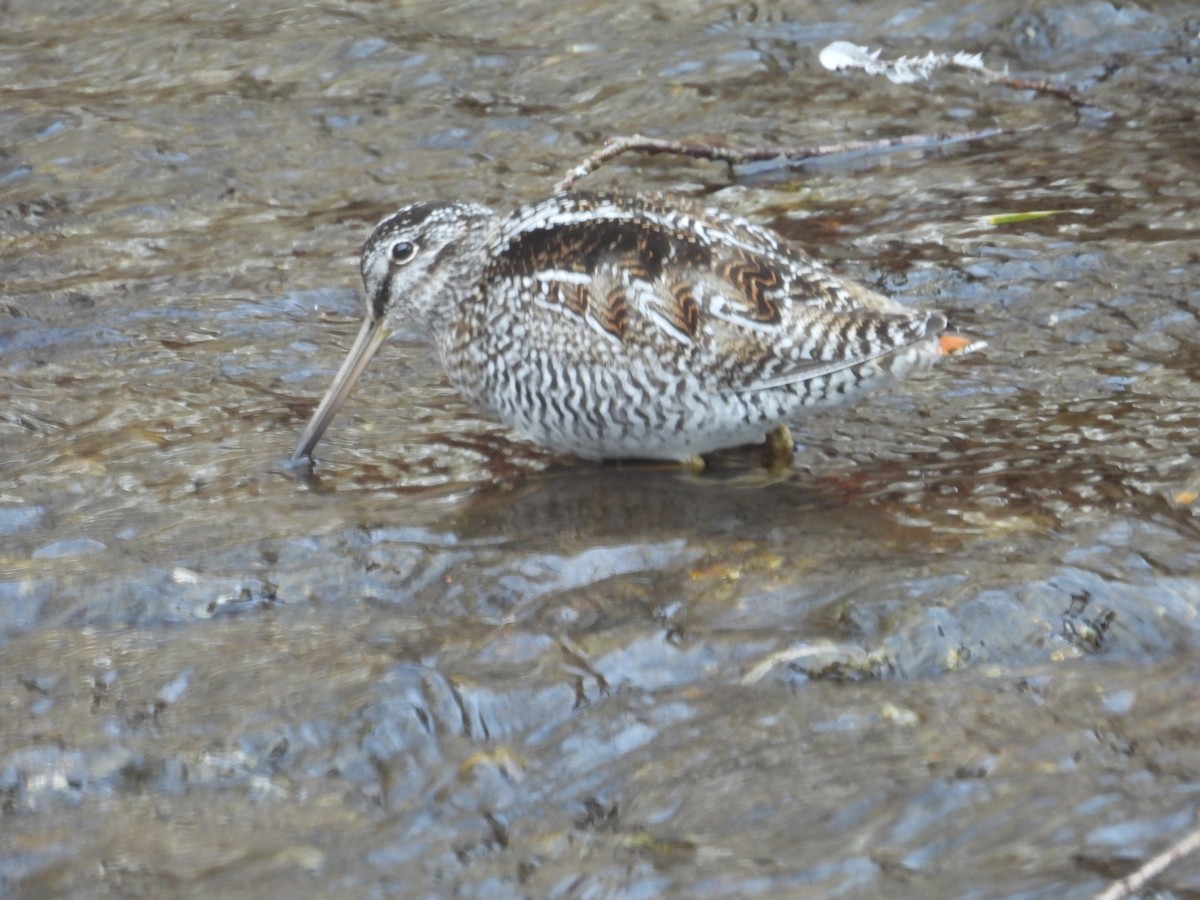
xmin=972 ymin=66 xmax=1094 ymax=108
xmin=554 ymin=126 xmax=1020 ymax=192
xmin=819 ymin=41 xmax=1100 ymax=110
xmin=1094 ymin=820 xmax=1200 ymax=900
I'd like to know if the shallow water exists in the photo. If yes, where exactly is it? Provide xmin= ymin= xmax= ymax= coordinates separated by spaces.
xmin=3 ymin=0 xmax=1200 ymax=896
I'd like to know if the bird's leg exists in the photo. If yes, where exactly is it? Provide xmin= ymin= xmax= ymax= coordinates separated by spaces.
xmin=763 ymin=424 xmax=795 ymax=471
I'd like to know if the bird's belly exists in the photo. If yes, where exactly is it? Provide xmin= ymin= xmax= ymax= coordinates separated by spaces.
xmin=449 ymin=357 xmax=845 ymax=461
xmin=439 ymin=323 xmax=945 ymax=460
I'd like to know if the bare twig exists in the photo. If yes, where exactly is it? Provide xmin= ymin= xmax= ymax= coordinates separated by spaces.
xmin=958 ymin=61 xmax=1094 ymax=109
xmin=554 ymin=126 xmax=1019 ymax=192
xmin=1094 ymin=820 xmax=1200 ymax=900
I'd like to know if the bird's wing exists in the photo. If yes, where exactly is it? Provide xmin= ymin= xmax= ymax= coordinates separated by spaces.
xmin=485 ymin=192 xmax=942 ymax=393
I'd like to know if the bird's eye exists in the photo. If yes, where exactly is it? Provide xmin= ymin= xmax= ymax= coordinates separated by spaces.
xmin=390 ymin=241 xmax=417 ymax=264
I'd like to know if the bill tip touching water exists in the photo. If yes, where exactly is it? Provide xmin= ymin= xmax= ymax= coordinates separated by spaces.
xmin=291 ymin=191 xmax=985 ymax=468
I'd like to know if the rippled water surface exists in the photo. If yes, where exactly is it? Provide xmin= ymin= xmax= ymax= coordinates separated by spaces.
xmin=3 ymin=0 xmax=1200 ymax=896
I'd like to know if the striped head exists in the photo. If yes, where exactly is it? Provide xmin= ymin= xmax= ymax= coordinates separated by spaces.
xmin=360 ymin=200 xmax=497 ymax=340
xmin=291 ymin=200 xmax=496 ymax=463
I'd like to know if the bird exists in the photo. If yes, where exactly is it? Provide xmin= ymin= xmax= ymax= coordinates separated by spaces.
xmin=291 ymin=191 xmax=982 ymax=467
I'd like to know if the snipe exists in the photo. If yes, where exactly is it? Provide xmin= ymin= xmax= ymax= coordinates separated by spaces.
xmin=292 ymin=192 xmax=981 ymax=465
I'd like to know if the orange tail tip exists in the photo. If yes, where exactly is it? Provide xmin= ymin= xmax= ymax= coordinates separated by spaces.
xmin=938 ymin=333 xmax=987 ymax=357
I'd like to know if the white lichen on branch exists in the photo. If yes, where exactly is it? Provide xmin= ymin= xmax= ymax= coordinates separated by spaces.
xmin=819 ymin=41 xmax=985 ymax=84
xmin=819 ymin=41 xmax=1096 ymax=108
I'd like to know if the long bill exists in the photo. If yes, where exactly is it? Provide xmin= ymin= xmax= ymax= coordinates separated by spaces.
xmin=291 ymin=316 xmax=391 ymax=463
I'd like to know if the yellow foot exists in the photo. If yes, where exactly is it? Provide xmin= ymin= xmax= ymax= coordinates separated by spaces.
xmin=764 ymin=424 xmax=794 ymax=470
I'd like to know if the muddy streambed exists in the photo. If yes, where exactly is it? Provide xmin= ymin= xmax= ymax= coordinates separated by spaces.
xmin=3 ymin=0 xmax=1200 ymax=896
